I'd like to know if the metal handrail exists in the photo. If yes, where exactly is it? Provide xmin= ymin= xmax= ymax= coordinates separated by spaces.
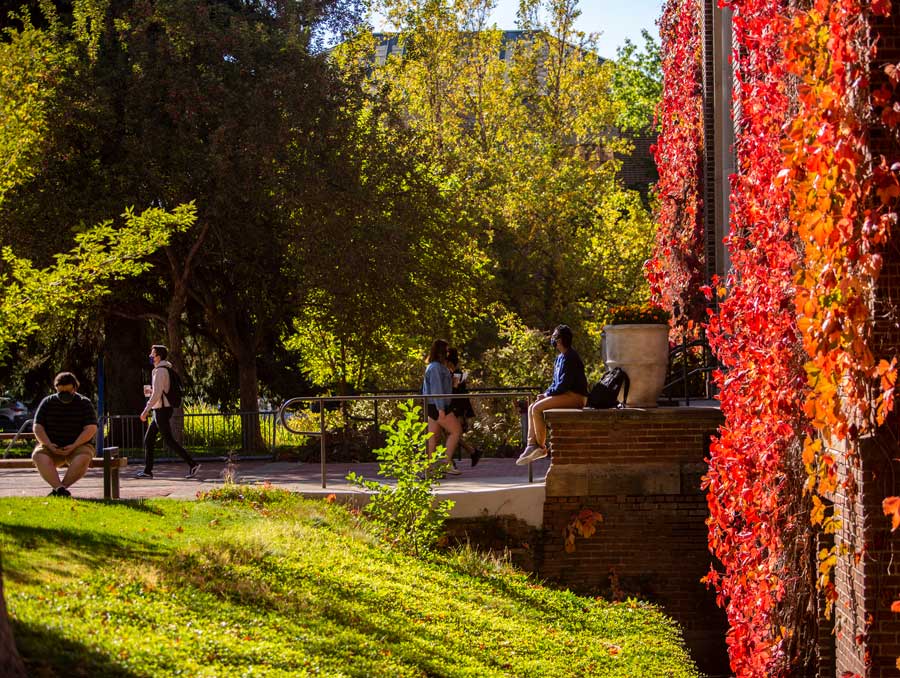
xmin=3 ymin=418 xmax=34 ymax=458
xmin=278 ymin=390 xmax=539 ymax=488
xmin=661 ymin=337 xmax=719 ymax=405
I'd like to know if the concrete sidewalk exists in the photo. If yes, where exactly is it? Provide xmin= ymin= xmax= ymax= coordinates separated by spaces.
xmin=0 ymin=457 xmax=550 ymax=526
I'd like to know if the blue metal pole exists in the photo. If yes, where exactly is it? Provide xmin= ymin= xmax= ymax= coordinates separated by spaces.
xmin=96 ymin=354 xmax=105 ymax=452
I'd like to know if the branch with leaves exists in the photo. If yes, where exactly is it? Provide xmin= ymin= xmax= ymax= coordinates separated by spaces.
xmin=0 ymin=203 xmax=196 ymax=361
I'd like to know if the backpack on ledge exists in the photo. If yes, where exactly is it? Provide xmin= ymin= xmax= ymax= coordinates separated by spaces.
xmin=587 ymin=367 xmax=629 ymax=409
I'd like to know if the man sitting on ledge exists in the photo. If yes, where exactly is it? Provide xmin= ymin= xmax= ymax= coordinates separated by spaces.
xmin=516 ymin=324 xmax=588 ymax=466
xmin=31 ymin=372 xmax=98 ymax=497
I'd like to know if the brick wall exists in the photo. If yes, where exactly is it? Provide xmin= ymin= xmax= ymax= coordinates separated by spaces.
xmin=701 ymin=0 xmax=717 ymax=280
xmin=826 ymin=4 xmax=900 ymax=676
xmin=871 ymin=1 xmax=900 ymax=365
xmin=539 ymin=407 xmax=729 ymax=677
xmin=617 ymin=132 xmax=659 ymax=196
xmin=829 ymin=436 xmax=900 ymax=678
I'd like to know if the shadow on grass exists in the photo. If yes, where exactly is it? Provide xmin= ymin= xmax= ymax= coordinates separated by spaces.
xmin=81 ymin=498 xmax=165 ymax=515
xmin=0 ymin=523 xmax=164 ymax=587
xmin=13 ymin=619 xmax=139 ymax=678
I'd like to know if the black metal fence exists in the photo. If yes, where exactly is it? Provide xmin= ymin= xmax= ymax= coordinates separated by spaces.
xmin=88 ymin=391 xmax=534 ymax=470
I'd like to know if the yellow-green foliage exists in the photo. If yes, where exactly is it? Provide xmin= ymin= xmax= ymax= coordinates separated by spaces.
xmin=0 ymin=204 xmax=196 ymax=362
xmin=327 ymin=0 xmax=655 ymax=388
xmin=0 ymin=13 xmax=74 ymax=206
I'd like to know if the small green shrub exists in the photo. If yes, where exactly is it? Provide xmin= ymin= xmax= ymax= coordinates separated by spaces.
xmin=347 ymin=400 xmax=453 ymax=557
xmin=198 ymin=481 xmax=294 ymax=507
xmin=442 ymin=541 xmax=518 ymax=579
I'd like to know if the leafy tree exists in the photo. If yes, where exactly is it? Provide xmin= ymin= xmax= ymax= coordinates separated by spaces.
xmin=0 ymin=11 xmax=74 ymax=208
xmin=96 ymin=0 xmax=361 ymax=446
xmin=611 ymin=29 xmax=663 ymax=135
xmin=0 ymin=0 xmax=365 ymax=445
xmin=363 ymin=0 xmax=655 ymax=364
xmin=270 ymin=28 xmax=491 ymax=394
xmin=480 ymin=310 xmax=556 ymax=388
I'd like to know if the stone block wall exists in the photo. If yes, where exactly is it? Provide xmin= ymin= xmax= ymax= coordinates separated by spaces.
xmin=538 ymin=407 xmax=729 ymax=676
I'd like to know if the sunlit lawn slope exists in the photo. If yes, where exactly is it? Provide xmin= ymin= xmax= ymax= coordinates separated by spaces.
xmin=0 ymin=489 xmax=700 ymax=677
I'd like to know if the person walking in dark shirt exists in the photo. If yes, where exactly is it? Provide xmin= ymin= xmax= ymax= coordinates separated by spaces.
xmin=447 ymin=347 xmax=482 ymax=467
xmin=31 ymin=372 xmax=97 ymax=497
xmin=516 ymin=325 xmax=588 ymax=465
xmin=135 ymin=344 xmax=199 ymax=479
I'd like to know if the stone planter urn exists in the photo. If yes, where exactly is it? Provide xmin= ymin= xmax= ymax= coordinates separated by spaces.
xmin=602 ymin=323 xmax=670 ymax=408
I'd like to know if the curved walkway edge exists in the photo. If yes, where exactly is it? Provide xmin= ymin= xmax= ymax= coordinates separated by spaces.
xmin=0 ymin=457 xmax=550 ymax=527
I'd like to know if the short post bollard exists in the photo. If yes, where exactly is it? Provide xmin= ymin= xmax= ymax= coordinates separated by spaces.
xmin=103 ymin=446 xmax=120 ymax=500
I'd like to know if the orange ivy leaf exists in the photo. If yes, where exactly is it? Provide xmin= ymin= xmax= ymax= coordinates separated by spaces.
xmin=811 ymin=495 xmax=827 ymax=526
xmin=883 ymin=496 xmax=900 ymax=531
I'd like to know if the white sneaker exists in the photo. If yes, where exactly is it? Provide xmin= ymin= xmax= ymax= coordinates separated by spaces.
xmin=515 ymin=444 xmax=547 ymax=466
xmin=445 ymin=461 xmax=462 ymax=475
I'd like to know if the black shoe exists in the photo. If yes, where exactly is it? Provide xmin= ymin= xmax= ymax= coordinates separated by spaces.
xmin=50 ymin=486 xmax=71 ymax=497
xmin=471 ymin=448 xmax=483 ymax=468
xmin=134 ymin=470 xmax=153 ymax=479
xmin=185 ymin=464 xmax=201 ymax=479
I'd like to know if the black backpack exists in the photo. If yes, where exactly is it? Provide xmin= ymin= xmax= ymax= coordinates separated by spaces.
xmin=587 ymin=367 xmax=629 ymax=409
xmin=162 ymin=366 xmax=184 ymax=408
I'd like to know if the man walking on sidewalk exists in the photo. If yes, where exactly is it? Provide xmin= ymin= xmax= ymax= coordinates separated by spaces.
xmin=136 ymin=345 xmax=199 ymax=479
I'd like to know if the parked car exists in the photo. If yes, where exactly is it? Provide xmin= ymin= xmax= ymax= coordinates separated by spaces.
xmin=0 ymin=396 xmax=32 ymax=433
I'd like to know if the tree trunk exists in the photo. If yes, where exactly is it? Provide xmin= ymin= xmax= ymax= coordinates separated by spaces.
xmin=164 ymin=222 xmax=208 ymax=378
xmin=238 ymin=356 xmax=265 ymax=453
xmin=166 ymin=301 xmax=186 ymax=376
xmin=192 ymin=277 xmax=266 ymax=454
xmin=104 ymin=316 xmax=149 ymax=451
xmin=165 ymin=287 xmax=189 ymax=446
xmin=0 ymin=556 xmax=27 ymax=678
xmin=162 ymin=224 xmax=208 ymax=447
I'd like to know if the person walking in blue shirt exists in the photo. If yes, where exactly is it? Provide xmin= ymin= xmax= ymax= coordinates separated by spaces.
xmin=516 ymin=325 xmax=588 ymax=465
xmin=422 ymin=339 xmax=462 ymax=475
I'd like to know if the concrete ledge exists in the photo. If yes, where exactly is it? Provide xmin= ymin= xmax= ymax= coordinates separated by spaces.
xmin=545 ymin=461 xmax=711 ymax=497
xmin=441 ymin=484 xmax=546 ymax=527
xmin=545 ymin=405 xmax=723 ymax=425
xmin=293 ymin=483 xmax=547 ymax=528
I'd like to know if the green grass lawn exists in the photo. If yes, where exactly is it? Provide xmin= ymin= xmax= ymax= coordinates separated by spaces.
xmin=0 ymin=489 xmax=701 ymax=677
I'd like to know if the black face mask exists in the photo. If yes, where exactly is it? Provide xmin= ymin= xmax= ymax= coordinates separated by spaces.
xmin=57 ymin=391 xmax=75 ymax=404
xmin=550 ymin=337 xmax=558 ymax=348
